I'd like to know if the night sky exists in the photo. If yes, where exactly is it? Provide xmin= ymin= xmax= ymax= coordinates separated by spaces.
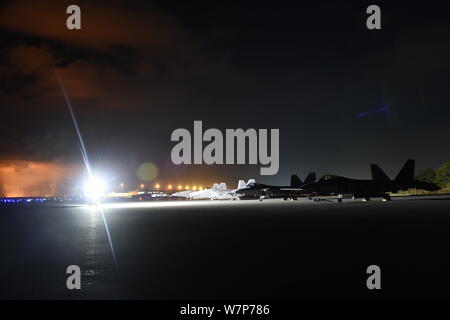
xmin=1 ymin=0 xmax=450 ymax=196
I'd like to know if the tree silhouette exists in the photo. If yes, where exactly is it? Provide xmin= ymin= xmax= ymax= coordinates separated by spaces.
xmin=434 ymin=162 xmax=450 ymax=188
xmin=416 ymin=168 xmax=436 ymax=183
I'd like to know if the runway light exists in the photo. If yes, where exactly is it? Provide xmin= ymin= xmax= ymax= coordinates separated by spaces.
xmin=155 ymin=183 xmax=160 ymax=189
xmin=84 ymin=176 xmax=105 ymax=201
xmin=192 ymin=185 xmax=197 ymax=190
xmin=168 ymin=184 xmax=172 ymax=190
xmin=185 ymin=185 xmax=190 ymax=190
xmin=177 ymin=185 xmax=182 ymax=190
xmin=140 ymin=184 xmax=145 ymax=189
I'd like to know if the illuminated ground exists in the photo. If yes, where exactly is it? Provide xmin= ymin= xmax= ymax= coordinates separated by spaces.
xmin=1 ymin=196 xmax=450 ymax=299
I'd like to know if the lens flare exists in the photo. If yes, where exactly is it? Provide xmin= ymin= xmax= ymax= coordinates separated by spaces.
xmin=84 ymin=176 xmax=105 ymax=200
xmin=57 ymin=74 xmax=118 ymax=273
xmin=136 ymin=162 xmax=158 ymax=182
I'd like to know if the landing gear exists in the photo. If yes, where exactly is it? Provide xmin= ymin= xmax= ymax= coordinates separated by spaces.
xmin=382 ymin=194 xmax=391 ymax=202
xmin=362 ymin=197 xmax=370 ymax=202
xmin=337 ymin=194 xmax=343 ymax=203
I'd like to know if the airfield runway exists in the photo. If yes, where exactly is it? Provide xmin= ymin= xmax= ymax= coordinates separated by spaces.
xmin=1 ymin=196 xmax=450 ymax=299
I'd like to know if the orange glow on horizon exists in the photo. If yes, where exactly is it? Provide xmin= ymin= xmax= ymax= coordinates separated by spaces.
xmin=0 ymin=160 xmax=75 ymax=197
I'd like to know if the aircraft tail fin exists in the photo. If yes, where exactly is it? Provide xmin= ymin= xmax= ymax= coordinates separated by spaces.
xmin=237 ymin=180 xmax=246 ymax=189
xmin=247 ymin=179 xmax=256 ymax=185
xmin=395 ymin=159 xmax=415 ymax=183
xmin=212 ymin=183 xmax=220 ymax=190
xmin=303 ymin=172 xmax=316 ymax=185
xmin=218 ymin=182 xmax=227 ymax=190
xmin=290 ymin=174 xmax=302 ymax=187
xmin=371 ymin=164 xmax=391 ymax=182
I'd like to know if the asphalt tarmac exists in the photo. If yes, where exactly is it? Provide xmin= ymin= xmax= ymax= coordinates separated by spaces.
xmin=1 ymin=196 xmax=450 ymax=299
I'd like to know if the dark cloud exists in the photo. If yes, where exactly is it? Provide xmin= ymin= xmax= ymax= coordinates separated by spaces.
xmin=0 ymin=0 xmax=184 ymax=50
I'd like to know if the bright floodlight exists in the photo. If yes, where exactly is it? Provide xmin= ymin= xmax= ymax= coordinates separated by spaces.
xmin=84 ymin=176 xmax=105 ymax=201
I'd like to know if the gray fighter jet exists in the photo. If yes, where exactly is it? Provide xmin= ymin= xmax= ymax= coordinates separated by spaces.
xmin=235 ymin=173 xmax=316 ymax=201
xmin=301 ymin=159 xmax=440 ymax=201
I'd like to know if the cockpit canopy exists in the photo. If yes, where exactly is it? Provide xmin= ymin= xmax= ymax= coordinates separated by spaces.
xmin=319 ymin=174 xmax=340 ymax=181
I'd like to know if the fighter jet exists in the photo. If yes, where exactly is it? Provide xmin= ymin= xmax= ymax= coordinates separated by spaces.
xmin=182 ymin=183 xmax=221 ymax=200
xmin=234 ymin=173 xmax=316 ymax=201
xmin=210 ymin=180 xmax=247 ymax=200
xmin=173 ymin=181 xmax=247 ymax=200
xmin=370 ymin=160 xmax=440 ymax=193
xmin=170 ymin=190 xmax=194 ymax=198
xmin=301 ymin=159 xmax=440 ymax=201
xmin=188 ymin=182 xmax=231 ymax=200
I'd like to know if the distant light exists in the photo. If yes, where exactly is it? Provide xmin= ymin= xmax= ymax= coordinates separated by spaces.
xmin=168 ymin=184 xmax=172 ymax=190
xmin=192 ymin=185 xmax=197 ymax=190
xmin=84 ymin=176 xmax=106 ymax=201
xmin=177 ymin=185 xmax=182 ymax=190
xmin=140 ymin=184 xmax=145 ymax=188
xmin=185 ymin=185 xmax=190 ymax=190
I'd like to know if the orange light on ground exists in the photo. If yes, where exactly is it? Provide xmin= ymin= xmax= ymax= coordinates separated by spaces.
xmin=168 ymin=184 xmax=172 ymax=190
xmin=140 ymin=184 xmax=145 ymax=188
xmin=185 ymin=185 xmax=190 ymax=190
xmin=177 ymin=185 xmax=182 ymax=190
xmin=155 ymin=183 xmax=160 ymax=189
